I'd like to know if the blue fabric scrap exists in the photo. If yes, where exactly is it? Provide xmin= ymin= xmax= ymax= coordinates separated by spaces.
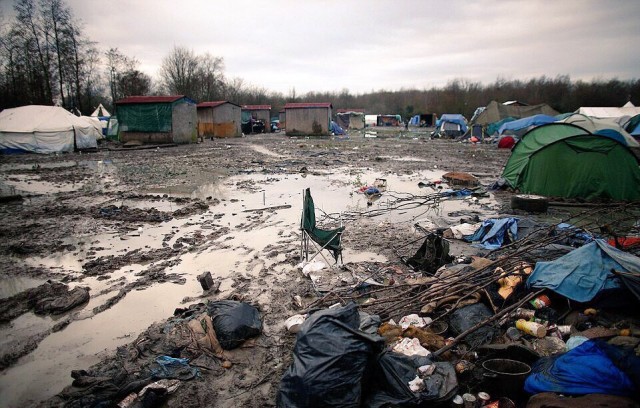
xmin=464 ymin=218 xmax=518 ymax=250
xmin=441 ymin=189 xmax=474 ymax=198
xmin=152 ymin=356 xmax=200 ymax=380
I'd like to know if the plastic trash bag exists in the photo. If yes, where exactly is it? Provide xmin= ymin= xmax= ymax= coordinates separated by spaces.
xmin=358 ymin=311 xmax=382 ymax=335
xmin=363 ymin=351 xmax=458 ymax=407
xmin=207 ymin=300 xmax=262 ymax=350
xmin=277 ymin=302 xmax=384 ymax=407
xmin=448 ymin=303 xmax=498 ymax=348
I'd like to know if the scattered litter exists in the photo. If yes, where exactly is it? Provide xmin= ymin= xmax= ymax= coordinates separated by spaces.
xmin=398 ymin=314 xmax=432 ymax=330
xmin=284 ymin=314 xmax=307 ymax=333
xmin=392 ymin=337 xmax=431 ymax=357
xmin=300 ymin=260 xmax=327 ymax=276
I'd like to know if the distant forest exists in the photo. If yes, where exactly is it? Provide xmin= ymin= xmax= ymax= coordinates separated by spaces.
xmin=1 ymin=0 xmax=639 ymax=119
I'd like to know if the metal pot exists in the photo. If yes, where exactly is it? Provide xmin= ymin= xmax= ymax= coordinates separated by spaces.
xmin=481 ymin=358 xmax=531 ymax=399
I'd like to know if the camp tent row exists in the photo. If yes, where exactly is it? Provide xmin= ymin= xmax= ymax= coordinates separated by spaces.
xmin=501 ymin=123 xmax=640 ymax=201
xmin=0 ymin=105 xmax=103 ymax=154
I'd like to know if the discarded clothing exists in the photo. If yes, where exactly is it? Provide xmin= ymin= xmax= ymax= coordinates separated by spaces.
xmin=277 ymin=303 xmax=384 ymax=407
xmin=151 ymin=356 xmax=199 ymax=381
xmin=363 ymin=187 xmax=381 ymax=196
xmin=207 ymin=300 xmax=262 ymax=350
xmin=524 ymin=340 xmax=640 ymax=397
xmin=34 ymin=286 xmax=90 ymax=315
xmin=0 ymin=281 xmax=87 ymax=323
xmin=464 ymin=218 xmax=518 ymax=250
xmin=440 ymin=188 xmax=474 ymax=198
xmin=444 ymin=222 xmax=482 ymax=240
xmin=526 ymin=239 xmax=640 ymax=302
xmin=553 ymin=223 xmax=595 ymax=247
xmin=405 ymin=233 xmax=453 ymax=273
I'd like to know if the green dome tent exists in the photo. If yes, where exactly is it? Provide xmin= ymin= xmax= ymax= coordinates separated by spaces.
xmin=501 ymin=123 xmax=640 ymax=201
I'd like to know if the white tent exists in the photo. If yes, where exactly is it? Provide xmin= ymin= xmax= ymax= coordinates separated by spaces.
xmin=90 ymin=103 xmax=111 ymax=117
xmin=575 ymin=104 xmax=640 ymax=118
xmin=80 ymin=116 xmax=106 ymax=140
xmin=561 ymin=114 xmax=639 ymax=147
xmin=0 ymin=105 xmax=101 ymax=153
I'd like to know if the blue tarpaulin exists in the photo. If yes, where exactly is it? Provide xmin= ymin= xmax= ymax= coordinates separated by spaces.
xmin=463 ymin=218 xmax=518 ymax=250
xmin=526 ymin=239 xmax=640 ymax=302
xmin=525 ymin=340 xmax=640 ymax=397
xmin=330 ymin=121 xmax=345 ymax=135
xmin=435 ymin=114 xmax=468 ymax=133
xmin=498 ymin=114 xmax=557 ymax=135
xmin=487 ymin=117 xmax=516 ymax=136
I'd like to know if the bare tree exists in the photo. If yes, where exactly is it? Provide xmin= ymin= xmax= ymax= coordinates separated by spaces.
xmin=40 ymin=0 xmax=71 ymax=107
xmin=159 ymin=46 xmax=200 ymax=98
xmin=118 ymin=70 xmax=151 ymax=97
xmin=13 ymin=0 xmax=53 ymax=103
xmin=105 ymin=47 xmax=142 ymax=104
xmin=197 ymin=52 xmax=225 ymax=101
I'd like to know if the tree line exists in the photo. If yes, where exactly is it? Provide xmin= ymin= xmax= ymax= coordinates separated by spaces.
xmin=1 ymin=0 xmax=639 ymax=119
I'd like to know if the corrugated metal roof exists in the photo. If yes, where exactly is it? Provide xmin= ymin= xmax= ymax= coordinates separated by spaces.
xmin=284 ymin=102 xmax=332 ymax=109
xmin=336 ymin=108 xmax=364 ymax=113
xmin=197 ymin=101 xmax=239 ymax=108
xmin=242 ymin=105 xmax=271 ymax=110
xmin=116 ymin=95 xmax=187 ymax=104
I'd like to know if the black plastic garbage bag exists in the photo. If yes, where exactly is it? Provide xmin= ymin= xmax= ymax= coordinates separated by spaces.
xmin=277 ymin=302 xmax=384 ymax=408
xmin=207 ymin=300 xmax=262 ymax=350
xmin=363 ymin=351 xmax=458 ymax=407
xmin=359 ymin=311 xmax=382 ymax=334
xmin=448 ymin=303 xmax=498 ymax=348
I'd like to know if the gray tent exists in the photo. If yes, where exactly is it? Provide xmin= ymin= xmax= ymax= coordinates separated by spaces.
xmin=473 ymin=101 xmax=559 ymax=126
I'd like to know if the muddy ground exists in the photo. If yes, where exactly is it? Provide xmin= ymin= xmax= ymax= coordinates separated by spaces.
xmin=0 ymin=129 xmax=527 ymax=407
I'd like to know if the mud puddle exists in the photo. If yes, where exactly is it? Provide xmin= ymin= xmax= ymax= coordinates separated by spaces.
xmin=0 ymin=276 xmax=44 ymax=299
xmin=0 ymin=174 xmax=86 ymax=195
xmin=0 ymin=167 xmax=500 ymax=406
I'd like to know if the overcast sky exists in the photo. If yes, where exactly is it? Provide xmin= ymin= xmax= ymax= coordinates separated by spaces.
xmin=2 ymin=0 xmax=639 ymax=95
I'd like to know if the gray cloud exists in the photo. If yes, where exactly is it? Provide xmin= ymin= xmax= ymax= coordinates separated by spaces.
xmin=2 ymin=0 xmax=639 ymax=93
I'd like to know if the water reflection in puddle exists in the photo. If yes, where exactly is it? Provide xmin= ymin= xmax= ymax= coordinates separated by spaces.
xmin=1 ymin=174 xmax=86 ymax=194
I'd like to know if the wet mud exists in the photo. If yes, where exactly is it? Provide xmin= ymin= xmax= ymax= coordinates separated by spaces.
xmin=0 ymin=131 xmax=514 ymax=407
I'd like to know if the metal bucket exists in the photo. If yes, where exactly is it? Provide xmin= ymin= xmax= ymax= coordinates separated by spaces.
xmin=482 ymin=359 xmax=531 ymax=399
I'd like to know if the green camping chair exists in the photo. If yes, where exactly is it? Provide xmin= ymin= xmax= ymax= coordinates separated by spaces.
xmin=300 ymin=188 xmax=345 ymax=265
